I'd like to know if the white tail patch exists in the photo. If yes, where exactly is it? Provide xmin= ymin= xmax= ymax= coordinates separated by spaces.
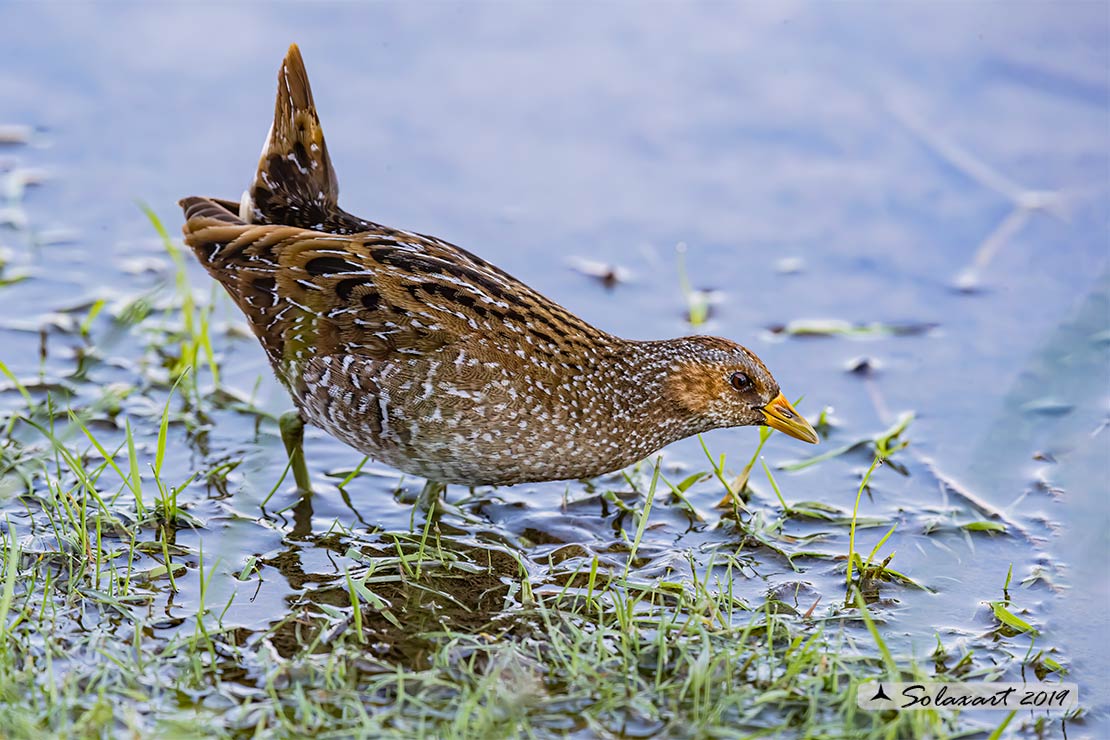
xmin=238 ymin=190 xmax=254 ymax=223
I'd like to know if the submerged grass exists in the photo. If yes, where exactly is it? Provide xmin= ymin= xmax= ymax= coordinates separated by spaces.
xmin=0 ymin=388 xmax=1073 ymax=737
xmin=0 ymin=510 xmax=961 ymax=738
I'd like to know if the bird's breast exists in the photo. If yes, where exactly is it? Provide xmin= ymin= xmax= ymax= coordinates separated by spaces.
xmin=286 ymin=339 xmax=685 ymax=485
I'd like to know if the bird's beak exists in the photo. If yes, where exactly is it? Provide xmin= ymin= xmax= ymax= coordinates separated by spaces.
xmin=761 ymin=393 xmax=819 ymax=444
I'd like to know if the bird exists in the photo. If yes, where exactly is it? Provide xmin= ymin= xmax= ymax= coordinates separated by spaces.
xmin=179 ymin=44 xmax=817 ymax=496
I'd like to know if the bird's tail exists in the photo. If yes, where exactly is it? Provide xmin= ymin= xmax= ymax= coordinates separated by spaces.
xmin=245 ymin=44 xmax=370 ymax=234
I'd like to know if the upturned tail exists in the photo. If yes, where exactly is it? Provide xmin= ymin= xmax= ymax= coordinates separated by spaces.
xmin=245 ymin=44 xmax=372 ymax=234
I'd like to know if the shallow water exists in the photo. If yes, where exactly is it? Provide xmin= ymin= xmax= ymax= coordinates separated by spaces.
xmin=2 ymin=2 xmax=1108 ymax=736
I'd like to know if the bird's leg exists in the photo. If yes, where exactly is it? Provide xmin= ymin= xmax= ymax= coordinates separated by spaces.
xmin=406 ymin=480 xmax=495 ymax=529
xmin=416 ymin=479 xmax=447 ymax=513
xmin=279 ymin=410 xmax=313 ymax=493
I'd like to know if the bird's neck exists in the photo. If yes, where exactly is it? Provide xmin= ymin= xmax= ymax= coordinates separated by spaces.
xmin=563 ymin=337 xmax=713 ymax=458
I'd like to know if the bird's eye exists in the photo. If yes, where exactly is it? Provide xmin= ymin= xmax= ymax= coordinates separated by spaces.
xmin=729 ymin=372 xmax=752 ymax=392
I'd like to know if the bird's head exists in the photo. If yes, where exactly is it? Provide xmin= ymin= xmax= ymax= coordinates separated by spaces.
xmin=661 ymin=336 xmax=819 ymax=443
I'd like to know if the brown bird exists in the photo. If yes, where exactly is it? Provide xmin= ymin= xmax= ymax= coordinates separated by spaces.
xmin=179 ymin=44 xmax=817 ymax=494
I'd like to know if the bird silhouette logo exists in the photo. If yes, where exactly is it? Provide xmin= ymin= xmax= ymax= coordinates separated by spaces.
xmin=871 ymin=684 xmax=892 ymax=702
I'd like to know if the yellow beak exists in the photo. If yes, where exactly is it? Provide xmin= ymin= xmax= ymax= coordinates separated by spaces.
xmin=760 ymin=393 xmax=819 ymax=444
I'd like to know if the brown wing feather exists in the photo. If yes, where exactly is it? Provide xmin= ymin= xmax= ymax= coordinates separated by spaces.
xmin=180 ymin=196 xmax=610 ymax=391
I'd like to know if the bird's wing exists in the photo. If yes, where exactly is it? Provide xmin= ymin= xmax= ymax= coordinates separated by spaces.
xmin=179 ymin=197 xmax=604 ymax=379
